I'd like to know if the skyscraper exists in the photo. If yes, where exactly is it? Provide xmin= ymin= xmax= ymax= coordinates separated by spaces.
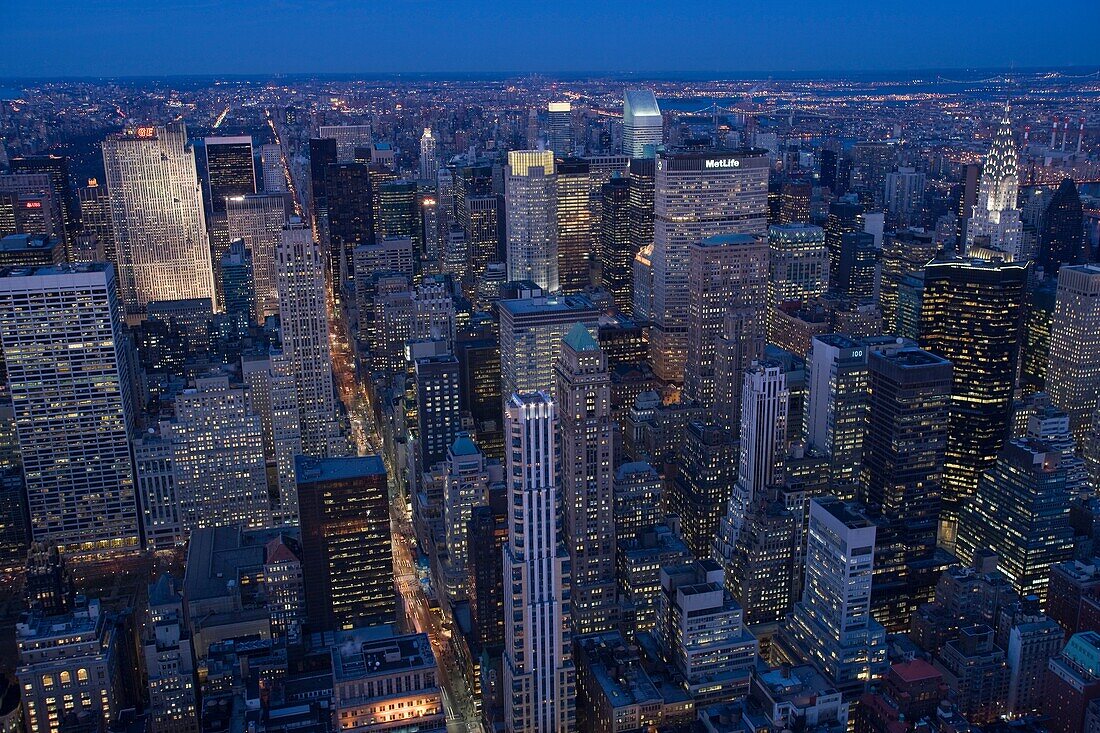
xmin=220 ymin=239 xmax=255 ymax=333
xmin=1039 ymin=178 xmax=1087 ymax=272
xmin=650 ymin=149 xmax=769 ymax=382
xmin=920 ymin=256 xmax=1028 ymax=547
xmin=880 ymin=229 xmax=938 ymax=334
xmin=418 ymin=127 xmax=438 ymax=181
xmin=415 ymin=354 xmax=461 ymax=471
xmin=77 ymin=178 xmax=115 ymax=264
xmin=318 ymin=124 xmax=372 ymax=163
xmin=862 ymin=347 xmax=952 ymax=629
xmin=805 ymin=334 xmax=870 ymax=497
xmin=324 ymin=162 xmax=372 ymax=288
xmin=101 ymin=123 xmax=215 ymax=319
xmin=667 ymin=421 xmax=737 ymax=560
xmin=498 ymin=291 xmax=599 ymax=401
xmin=502 ymin=393 xmax=575 ymax=733
xmin=0 ymin=264 xmax=139 ymax=558
xmin=275 ymin=222 xmax=343 ymax=459
xmin=9 ymin=155 xmax=77 ymax=256
xmin=832 ymin=231 xmax=878 ymax=302
xmin=824 ymin=199 xmax=864 ymax=285
xmin=555 ymin=158 xmax=593 ymax=293
xmin=506 ymin=150 xmax=558 ymax=291
xmin=956 ymin=439 xmax=1073 ymax=604
xmin=296 ymin=455 xmax=394 ymax=631
xmin=622 ymin=90 xmax=663 ymax=159
xmin=442 ymin=435 xmax=489 ymax=590
xmin=767 ymin=223 xmax=829 ymax=311
xmin=715 ymin=360 xmax=789 ymax=567
xmin=599 ymin=175 xmax=633 ymax=313
xmin=965 ymin=106 xmax=1023 ymax=259
xmin=226 ymin=193 xmax=285 ymax=322
xmin=1047 ymin=264 xmax=1100 ymax=443
xmin=682 ymin=233 xmax=769 ymax=408
xmin=778 ymin=497 xmax=887 ymax=698
xmin=204 ymin=136 xmax=256 ymax=214
xmin=260 ymin=143 xmax=286 ymax=193
xmin=556 ymin=324 xmax=615 ymax=635
xmin=547 ymin=101 xmax=573 ymax=158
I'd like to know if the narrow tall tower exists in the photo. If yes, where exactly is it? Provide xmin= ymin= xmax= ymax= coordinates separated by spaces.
xmin=965 ymin=105 xmax=1023 ymax=259
xmin=506 ymin=150 xmax=558 ymax=291
xmin=502 ymin=393 xmax=575 ymax=733
xmin=555 ymin=324 xmax=615 ymax=634
xmin=419 ymin=128 xmax=438 ymax=182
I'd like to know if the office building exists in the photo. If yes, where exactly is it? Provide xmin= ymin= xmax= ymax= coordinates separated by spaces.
xmin=804 ymin=334 xmax=870 ymax=496
xmin=296 ymin=455 xmax=394 ymax=631
xmin=649 ymin=149 xmax=768 ymax=382
xmin=933 ymin=625 xmax=1009 ymax=725
xmin=779 ymin=180 xmax=812 ymax=224
xmin=824 ymin=199 xmax=864 ymax=287
xmin=226 ymin=193 xmax=286 ymax=322
xmin=666 ymin=421 xmax=736 ymax=560
xmin=0 ymin=233 xmax=63 ymax=268
xmin=502 ymin=393 xmax=575 ymax=733
xmin=884 ymin=167 xmax=926 ymax=229
xmin=712 ymin=307 xmax=767 ymax=430
xmin=715 ymin=360 xmax=789 ymax=577
xmin=920 ymin=256 xmax=1028 ymax=547
xmin=0 ymin=263 xmax=139 ymax=558
xmin=778 ymin=497 xmax=887 ymax=699
xmin=682 ymin=233 xmax=769 ymax=408
xmin=204 ymin=136 xmax=255 ymax=215
xmin=276 ymin=222 xmax=343 ymax=458
xmin=220 ymin=239 xmax=255 ymax=333
xmin=879 ymin=229 xmax=938 ymax=334
xmin=556 ymin=158 xmax=593 ymax=293
xmin=1045 ymin=631 xmax=1100 ymax=733
xmin=599 ymin=175 xmax=633 ymax=313
xmin=1005 ymin=608 xmax=1064 ymax=716
xmin=616 ymin=525 xmax=692 ymax=633
xmin=1040 ymin=178 xmax=1087 ymax=272
xmin=467 ymin=194 xmax=502 ymax=281
xmin=259 ymin=143 xmax=285 ymax=193
xmin=324 ymin=162 xmax=372 ymax=288
xmin=318 ymin=124 xmax=372 ymax=163
xmin=498 ymin=291 xmax=599 ymax=401
xmin=767 ymin=223 xmax=829 ymax=311
xmin=622 ymin=90 xmax=663 ymax=158
xmin=442 ymin=435 xmax=489 ymax=587
xmin=613 ymin=462 xmax=662 ymax=542
xmin=653 ymin=559 xmax=758 ymax=703
xmin=143 ymin=576 xmax=199 ymax=733
xmin=957 ymin=439 xmax=1073 ymax=604
xmin=574 ymin=633 xmax=665 ymax=733
xmin=547 ymin=101 xmax=573 ymax=157
xmin=9 ymin=155 xmax=76 ymax=253
xmin=330 ymin=625 xmax=446 ymax=732
xmin=419 ymin=127 xmax=438 ymax=181
xmin=1047 ymin=264 xmax=1100 ymax=443
xmin=556 ymin=324 xmax=616 ymax=634
xmin=415 ymin=355 xmax=461 ymax=471
xmin=832 ymin=231 xmax=877 ymax=302
xmin=17 ymin=598 xmax=125 ymax=733
xmin=506 ymin=150 xmax=558 ymax=291
xmin=101 ymin=123 xmax=215 ymax=319
xmin=77 ymin=178 xmax=115 ymax=263
xmin=307 ymin=137 xmax=337 ymax=229
xmin=965 ymin=106 xmax=1023 ymax=259
xmin=628 ymin=157 xmax=655 ymax=275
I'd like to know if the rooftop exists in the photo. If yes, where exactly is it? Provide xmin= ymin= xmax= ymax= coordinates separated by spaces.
xmin=0 ymin=233 xmax=61 ymax=252
xmin=563 ymin=321 xmax=600 ymax=352
xmin=498 ymin=293 xmax=598 ymax=316
xmin=699 ymin=233 xmax=764 ymax=247
xmin=332 ymin=625 xmax=435 ymax=682
xmin=295 ymin=455 xmax=386 ymax=484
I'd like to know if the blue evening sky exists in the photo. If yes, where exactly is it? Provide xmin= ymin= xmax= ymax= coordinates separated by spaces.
xmin=2 ymin=0 xmax=1098 ymax=77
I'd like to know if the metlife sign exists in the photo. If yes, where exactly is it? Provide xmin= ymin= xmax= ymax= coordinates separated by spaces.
xmin=703 ymin=158 xmax=741 ymax=169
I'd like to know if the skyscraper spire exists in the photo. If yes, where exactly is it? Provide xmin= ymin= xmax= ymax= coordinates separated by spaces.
xmin=965 ymin=103 xmax=1023 ymax=259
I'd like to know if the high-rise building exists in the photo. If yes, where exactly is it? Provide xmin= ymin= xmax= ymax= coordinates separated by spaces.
xmin=767 ymin=223 xmax=829 ymax=312
xmin=77 ymin=178 xmax=115 ymax=263
xmin=1047 ymin=264 xmax=1100 ymax=443
xmin=1040 ymin=178 xmax=1087 ymax=272
xmin=442 ymin=435 xmax=489 ymax=589
xmin=832 ymin=231 xmax=878 ymax=302
xmin=884 ymin=167 xmax=927 ymax=229
xmin=259 ymin=143 xmax=286 ymax=193
xmin=778 ymin=497 xmax=887 ymax=699
xmin=627 ymin=158 xmax=655 ymax=271
xmin=502 ymin=393 xmax=575 ymax=733
xmin=498 ymin=291 xmax=599 ymax=402
xmin=715 ymin=361 xmax=789 ymax=572
xmin=862 ymin=347 xmax=952 ymax=630
xmin=324 ymin=162 xmax=372 ymax=289
xmin=307 ymin=137 xmax=337 ymax=230
xmin=547 ymin=101 xmax=573 ymax=157
xmin=599 ymin=175 xmax=634 ymax=313
xmin=204 ymin=136 xmax=256 ymax=215
xmin=468 ymin=495 xmax=507 ymax=652
xmin=10 ymin=155 xmax=77 ymax=256
xmin=419 ymin=127 xmax=438 ymax=181
xmin=415 ymin=354 xmax=461 ymax=471
xmin=143 ymin=575 xmax=199 ymax=733
xmin=956 ymin=439 xmax=1073 ymax=604
xmin=555 ymin=158 xmax=593 ymax=293
xmin=506 ymin=150 xmax=558 ymax=291
xmin=779 ymin=181 xmax=812 ymax=224
xmin=966 ymin=106 xmax=1023 ymax=259
xmin=666 ymin=421 xmax=736 ymax=560
xmin=682 ymin=233 xmax=769 ymax=407
xmin=296 ymin=455 xmax=394 ymax=631
xmin=712 ymin=308 xmax=768 ymax=429
xmin=220 ymin=239 xmax=255 ymax=333
xmin=804 ymin=334 xmax=870 ymax=497
xmin=824 ymin=199 xmax=864 ymax=286
xmin=650 ymin=149 xmax=768 ymax=382
xmin=275 ymin=222 xmax=343 ymax=458
xmin=226 ymin=193 xmax=286 ymax=323
xmin=622 ymin=90 xmax=663 ymax=159
xmin=556 ymin=324 xmax=616 ymax=634
xmin=880 ymin=229 xmax=938 ymax=334
xmin=920 ymin=256 xmax=1028 ymax=547
xmin=0 ymin=263 xmax=139 ymax=558
xmin=318 ymin=124 xmax=372 ymax=163
xmin=101 ymin=123 xmax=214 ymax=319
